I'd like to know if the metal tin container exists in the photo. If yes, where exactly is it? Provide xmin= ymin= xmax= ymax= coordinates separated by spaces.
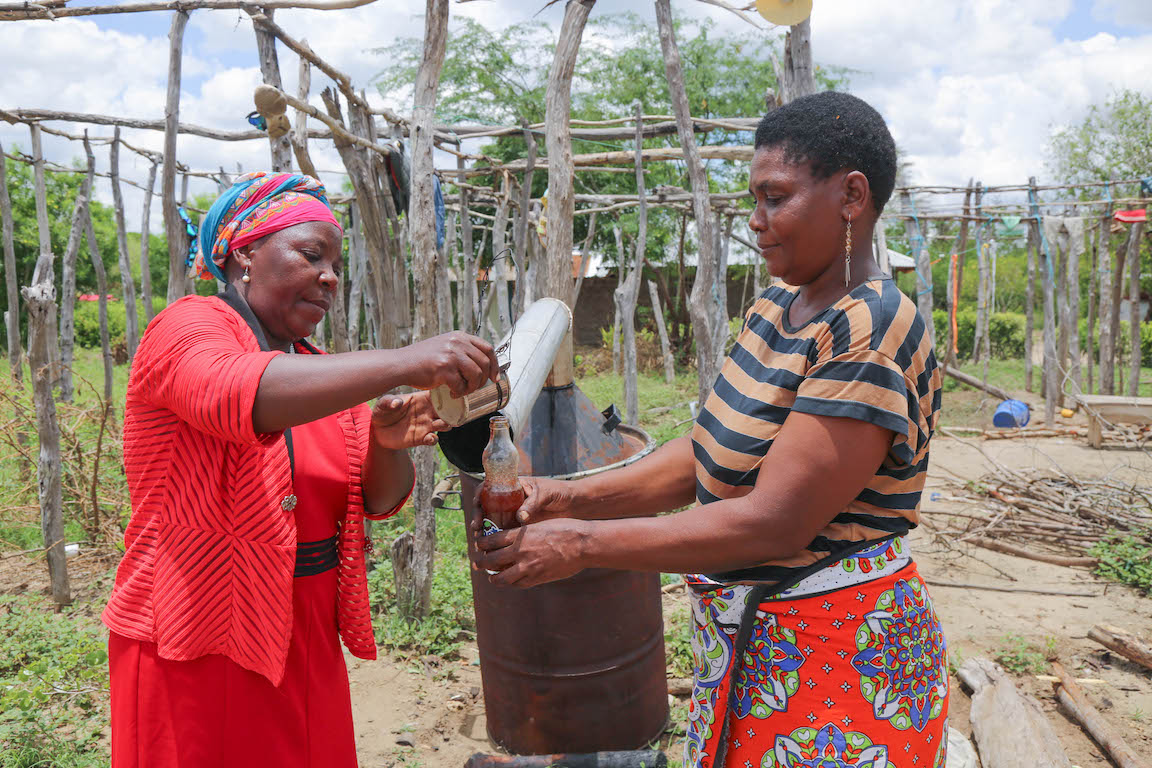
xmin=461 ymin=421 xmax=668 ymax=754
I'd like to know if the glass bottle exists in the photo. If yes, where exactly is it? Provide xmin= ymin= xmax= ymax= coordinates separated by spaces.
xmin=478 ymin=415 xmax=525 ymax=531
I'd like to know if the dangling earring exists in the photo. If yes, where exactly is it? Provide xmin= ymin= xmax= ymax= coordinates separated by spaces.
xmin=843 ymin=214 xmax=852 ymax=288
xmin=242 ymin=266 xmax=251 ymax=283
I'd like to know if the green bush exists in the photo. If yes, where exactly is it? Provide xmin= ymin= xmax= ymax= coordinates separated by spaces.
xmin=1092 ymin=531 xmax=1152 ymax=594
xmin=1078 ymin=320 xmax=1152 ymax=367
xmin=74 ymin=297 xmax=165 ymax=349
xmin=932 ymin=308 xmax=1026 ymax=360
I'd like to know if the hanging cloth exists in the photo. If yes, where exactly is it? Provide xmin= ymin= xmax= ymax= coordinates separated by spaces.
xmin=1114 ymin=209 xmax=1147 ymax=223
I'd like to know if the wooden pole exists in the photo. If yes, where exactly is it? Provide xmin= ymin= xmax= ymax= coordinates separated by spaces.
xmin=1100 ymin=218 xmax=1116 ymax=395
xmin=1126 ymin=221 xmax=1144 ymax=397
xmin=290 ymin=38 xmax=319 ymax=178
xmin=110 ymin=127 xmax=140 ymax=361
xmin=139 ymin=160 xmax=158 ymax=324
xmin=253 ymin=8 xmax=294 ymax=172
xmin=82 ymin=134 xmax=114 ymax=404
xmin=437 ymin=211 xmax=456 ymax=333
xmin=648 ymin=279 xmax=675 ymax=384
xmin=948 ymin=182 xmax=973 ymax=367
xmin=512 ymin=118 xmax=536 ymax=318
xmin=1109 ymin=218 xmax=1127 ymax=395
xmin=611 ymin=224 xmax=623 ymax=375
xmin=540 ymin=0 xmax=595 ymax=305
xmin=1 ymin=143 xmax=21 ymax=383
xmin=656 ymin=0 xmax=721 ymax=407
xmin=616 ymin=102 xmax=647 ymax=425
xmin=163 ymin=10 xmax=190 ymax=304
xmin=778 ymin=18 xmax=815 ymax=103
xmin=456 ymin=154 xmax=476 ymax=332
xmin=1066 ymin=218 xmax=1084 ymax=395
xmin=1052 ymin=661 xmax=1148 ymax=768
xmin=1088 ymin=625 xmax=1152 ymax=674
xmin=491 ymin=177 xmax=512 ymax=336
xmin=57 ymin=192 xmax=88 ymax=404
xmin=401 ymin=0 xmax=449 ymax=620
xmin=1025 ymin=212 xmax=1037 ymax=392
xmin=0 ymin=0 xmax=381 ymax=21
xmin=23 ymin=124 xmax=70 ymax=606
xmin=1031 ymin=178 xmax=1059 ymax=425
xmin=903 ymin=188 xmax=935 ymax=349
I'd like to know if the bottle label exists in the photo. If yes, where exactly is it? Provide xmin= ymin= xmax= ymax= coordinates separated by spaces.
xmin=480 ymin=518 xmax=501 ymax=575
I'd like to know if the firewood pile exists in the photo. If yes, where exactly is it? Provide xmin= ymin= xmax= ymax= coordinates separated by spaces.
xmin=934 ymin=469 xmax=1152 ymax=565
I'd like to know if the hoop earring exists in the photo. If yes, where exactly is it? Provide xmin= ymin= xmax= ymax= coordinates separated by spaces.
xmin=844 ymin=214 xmax=852 ymax=288
xmin=242 ymin=266 xmax=251 ymax=284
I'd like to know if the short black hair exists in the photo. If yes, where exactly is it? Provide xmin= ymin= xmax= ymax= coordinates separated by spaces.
xmin=754 ymin=91 xmax=897 ymax=214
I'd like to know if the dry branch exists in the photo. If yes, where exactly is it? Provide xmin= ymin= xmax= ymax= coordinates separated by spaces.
xmin=1051 ymin=661 xmax=1148 ymax=768
xmin=968 ymin=537 xmax=1097 ymax=568
xmin=0 ymin=0 xmax=378 ymax=20
xmin=1087 ymin=625 xmax=1152 ymax=674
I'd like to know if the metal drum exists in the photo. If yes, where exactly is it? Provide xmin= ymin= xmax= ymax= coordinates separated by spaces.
xmin=460 ymin=416 xmax=668 ymax=754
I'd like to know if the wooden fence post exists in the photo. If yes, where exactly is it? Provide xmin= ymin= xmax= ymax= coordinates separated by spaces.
xmin=1025 ymin=214 xmax=1037 ymax=393
xmin=656 ymin=0 xmax=721 ymax=406
xmin=291 ymin=39 xmax=319 ymax=178
xmin=456 ymin=154 xmax=477 ymax=332
xmin=1065 ymin=218 xmax=1084 ymax=394
xmin=110 ymin=127 xmax=140 ymax=360
xmin=437 ymin=211 xmax=456 ymax=333
xmin=540 ymin=0 xmax=595 ymax=305
xmin=139 ymin=159 xmax=158 ymax=324
xmin=163 ymin=10 xmax=190 ymax=304
xmin=614 ymin=102 xmax=647 ymax=425
xmin=1125 ymin=221 xmax=1144 ymax=397
xmin=58 ymin=192 xmax=89 ymax=404
xmin=82 ymin=134 xmax=114 ymax=405
xmin=648 ymin=279 xmax=675 ymax=384
xmin=401 ymin=0 xmax=449 ymax=621
xmin=253 ymin=8 xmax=294 ymax=172
xmin=1031 ymin=178 xmax=1059 ymax=425
xmin=24 ymin=124 xmax=70 ymax=606
xmin=512 ymin=118 xmax=536 ymax=318
xmin=2 ymin=142 xmax=22 ymax=383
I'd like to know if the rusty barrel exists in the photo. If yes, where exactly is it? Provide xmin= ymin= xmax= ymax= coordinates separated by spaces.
xmin=460 ymin=419 xmax=668 ymax=754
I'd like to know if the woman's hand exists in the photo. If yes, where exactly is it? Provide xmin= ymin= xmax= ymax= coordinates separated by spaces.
xmin=370 ymin=391 xmax=449 ymax=450
xmin=473 ymin=518 xmax=592 ymax=588
xmin=399 ymin=332 xmax=501 ymax=396
xmin=469 ymin=477 xmax=576 ymax=535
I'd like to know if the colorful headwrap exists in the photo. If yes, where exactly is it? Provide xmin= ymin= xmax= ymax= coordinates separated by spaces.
xmin=192 ymin=171 xmax=343 ymax=282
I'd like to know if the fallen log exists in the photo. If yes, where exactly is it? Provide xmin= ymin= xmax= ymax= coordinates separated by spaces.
xmin=958 ymin=657 xmax=1072 ymax=768
xmin=941 ymin=362 xmax=1014 ymax=402
xmin=1088 ymin=625 xmax=1152 ymax=674
xmin=1051 ymin=661 xmax=1148 ymax=768
xmin=969 ymin=537 xmax=1099 ymax=568
xmin=667 ymin=678 xmax=692 ymax=696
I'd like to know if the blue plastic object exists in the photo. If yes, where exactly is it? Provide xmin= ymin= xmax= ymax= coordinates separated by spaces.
xmin=992 ymin=399 xmax=1030 ymax=428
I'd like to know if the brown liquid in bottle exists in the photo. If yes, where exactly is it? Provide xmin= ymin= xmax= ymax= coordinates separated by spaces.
xmin=479 ymin=415 xmax=523 ymax=531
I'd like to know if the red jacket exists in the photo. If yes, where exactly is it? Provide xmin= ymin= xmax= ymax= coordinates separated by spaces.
xmin=103 ymin=295 xmax=404 ymax=685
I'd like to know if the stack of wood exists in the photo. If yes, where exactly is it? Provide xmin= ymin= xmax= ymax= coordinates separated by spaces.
xmin=933 ymin=469 xmax=1152 ymax=565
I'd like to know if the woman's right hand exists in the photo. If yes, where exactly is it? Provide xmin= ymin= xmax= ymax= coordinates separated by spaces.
xmin=470 ymin=477 xmax=576 ymax=535
xmin=400 ymin=332 xmax=501 ymax=396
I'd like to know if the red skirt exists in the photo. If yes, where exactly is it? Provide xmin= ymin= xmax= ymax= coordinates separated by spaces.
xmin=108 ymin=414 xmax=358 ymax=768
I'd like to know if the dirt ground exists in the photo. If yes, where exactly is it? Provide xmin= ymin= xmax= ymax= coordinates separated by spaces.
xmin=3 ymin=390 xmax=1151 ymax=767
xmin=345 ymin=396 xmax=1152 ymax=768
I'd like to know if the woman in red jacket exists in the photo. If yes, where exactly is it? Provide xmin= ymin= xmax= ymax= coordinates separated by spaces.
xmin=103 ymin=172 xmax=499 ymax=767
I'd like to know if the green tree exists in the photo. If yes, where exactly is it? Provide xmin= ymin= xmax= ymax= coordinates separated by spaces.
xmin=1047 ymin=89 xmax=1152 ymax=187
xmin=1 ymin=153 xmax=169 ymax=343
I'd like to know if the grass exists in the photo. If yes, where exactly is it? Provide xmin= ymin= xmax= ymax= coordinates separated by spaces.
xmin=0 ymin=593 xmax=110 ymax=768
xmin=1092 ymin=531 xmax=1152 ymax=595
xmin=994 ymin=634 xmax=1056 ymax=676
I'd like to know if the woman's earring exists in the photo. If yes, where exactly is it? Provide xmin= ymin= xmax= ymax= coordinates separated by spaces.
xmin=844 ymin=214 xmax=852 ymax=288
xmin=242 ymin=266 xmax=251 ymax=284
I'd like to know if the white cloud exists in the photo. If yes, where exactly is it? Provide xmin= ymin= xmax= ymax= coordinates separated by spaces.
xmin=4 ymin=1 xmax=1152 ymax=232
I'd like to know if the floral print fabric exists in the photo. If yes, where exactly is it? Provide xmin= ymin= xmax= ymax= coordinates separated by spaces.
xmin=684 ymin=544 xmax=948 ymax=768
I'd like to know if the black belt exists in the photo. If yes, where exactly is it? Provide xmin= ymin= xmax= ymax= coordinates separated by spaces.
xmin=295 ymin=534 xmax=338 ymax=577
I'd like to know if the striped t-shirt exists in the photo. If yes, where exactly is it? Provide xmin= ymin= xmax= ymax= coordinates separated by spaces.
xmin=691 ymin=278 xmax=942 ymax=588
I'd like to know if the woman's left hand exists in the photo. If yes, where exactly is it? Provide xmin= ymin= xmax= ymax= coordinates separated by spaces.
xmin=370 ymin=391 xmax=450 ymax=450
xmin=473 ymin=518 xmax=591 ymax=588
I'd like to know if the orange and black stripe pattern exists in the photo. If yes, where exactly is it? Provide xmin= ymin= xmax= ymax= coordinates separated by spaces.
xmin=692 ymin=278 xmax=942 ymax=587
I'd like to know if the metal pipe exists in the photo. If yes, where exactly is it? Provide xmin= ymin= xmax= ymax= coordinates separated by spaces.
xmin=498 ymin=297 xmax=572 ymax=437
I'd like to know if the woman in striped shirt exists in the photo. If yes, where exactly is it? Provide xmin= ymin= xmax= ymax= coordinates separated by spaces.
xmin=104 ymin=172 xmax=500 ymax=767
xmin=476 ymin=93 xmax=948 ymax=768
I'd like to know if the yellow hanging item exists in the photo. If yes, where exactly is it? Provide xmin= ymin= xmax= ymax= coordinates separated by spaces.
xmin=755 ymin=0 xmax=813 ymax=25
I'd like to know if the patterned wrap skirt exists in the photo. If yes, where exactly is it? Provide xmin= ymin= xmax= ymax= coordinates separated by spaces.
xmin=684 ymin=537 xmax=949 ymax=768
